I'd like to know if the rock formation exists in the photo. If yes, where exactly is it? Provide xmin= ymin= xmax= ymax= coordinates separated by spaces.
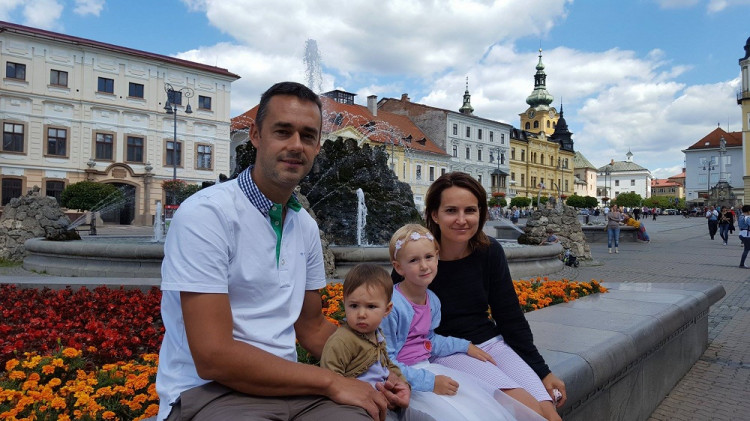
xmin=0 ymin=187 xmax=80 ymax=261
xmin=520 ymin=205 xmax=591 ymax=260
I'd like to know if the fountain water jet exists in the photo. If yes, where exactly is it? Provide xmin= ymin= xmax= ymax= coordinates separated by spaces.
xmin=356 ymin=188 xmax=368 ymax=246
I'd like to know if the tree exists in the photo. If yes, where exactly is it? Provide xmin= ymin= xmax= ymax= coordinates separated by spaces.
xmin=510 ymin=196 xmax=531 ymax=209
xmin=583 ymin=196 xmax=599 ymax=209
xmin=531 ymin=196 xmax=549 ymax=207
xmin=60 ymin=182 xmax=121 ymax=212
xmin=565 ymin=194 xmax=586 ymax=209
xmin=488 ymin=197 xmax=507 ymax=208
xmin=612 ymin=192 xmax=642 ymax=208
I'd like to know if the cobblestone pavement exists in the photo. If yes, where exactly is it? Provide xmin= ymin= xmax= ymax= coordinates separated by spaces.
xmin=4 ymin=219 xmax=749 ymax=419
xmin=546 ymin=216 xmax=750 ymax=421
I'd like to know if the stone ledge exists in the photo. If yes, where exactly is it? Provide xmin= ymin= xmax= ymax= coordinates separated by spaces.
xmin=581 ymin=225 xmax=639 ymax=243
xmin=527 ymin=282 xmax=725 ymax=420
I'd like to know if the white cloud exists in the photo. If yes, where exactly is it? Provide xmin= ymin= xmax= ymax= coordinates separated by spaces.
xmin=22 ymin=0 xmax=63 ymax=30
xmin=74 ymin=0 xmax=105 ymax=16
xmin=0 ymin=0 xmax=24 ymax=21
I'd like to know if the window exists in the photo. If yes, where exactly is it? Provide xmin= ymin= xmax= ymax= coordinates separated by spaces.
xmin=3 ymin=122 xmax=25 ymax=153
xmin=129 ymin=82 xmax=144 ymax=98
xmin=490 ymin=131 xmax=494 ymax=142
xmin=550 ymin=156 xmax=554 ymax=166
xmin=166 ymin=140 xmax=182 ymax=166
xmin=452 ymin=145 xmax=457 ymax=157
xmin=478 ymin=129 xmax=482 ymax=140
xmin=196 ymin=144 xmax=212 ymax=169
xmin=477 ymin=150 xmax=482 ymax=161
xmin=520 ymin=174 xmax=525 ymax=187
xmin=478 ymin=175 xmax=482 ymax=185
xmin=50 ymin=69 xmax=68 ymax=87
xmin=97 ymin=77 xmax=114 ymax=94
xmin=500 ymin=153 xmax=505 ymax=165
xmin=501 ymin=133 xmax=505 ymax=143
xmin=631 ymin=179 xmax=635 ymax=186
xmin=198 ymin=95 xmax=212 ymax=110
xmin=95 ymin=132 xmax=114 ymax=160
xmin=511 ymin=172 xmax=515 ymax=181
xmin=525 ymin=122 xmax=530 ymax=130
xmin=534 ymin=121 xmax=539 ymax=129
xmin=521 ymin=150 xmax=525 ymax=161
xmin=465 ymin=147 xmax=470 ymax=160
xmin=429 ymin=166 xmax=435 ymax=182
xmin=45 ymin=180 xmax=65 ymax=203
xmin=511 ymin=148 xmax=515 ymax=160
xmin=615 ymin=180 xmax=620 ymax=187
xmin=531 ymin=176 xmax=537 ymax=188
xmin=126 ymin=136 xmax=144 ymax=162
xmin=416 ymin=164 xmax=422 ymax=180
xmin=6 ymin=62 xmax=26 ymax=80
xmin=441 ymin=168 xmax=446 ymax=176
xmin=1 ymin=178 xmax=22 ymax=206
xmin=540 ymin=178 xmax=545 ymax=187
xmin=466 ymin=127 xmax=471 ymax=137
xmin=46 ymin=127 xmax=67 ymax=156
xmin=452 ymin=124 xmax=458 ymax=136
xmin=547 ymin=121 xmax=551 ymax=128
xmin=540 ymin=154 xmax=544 ymax=165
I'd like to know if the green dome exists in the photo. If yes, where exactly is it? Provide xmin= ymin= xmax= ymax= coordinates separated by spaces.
xmin=526 ymin=49 xmax=554 ymax=107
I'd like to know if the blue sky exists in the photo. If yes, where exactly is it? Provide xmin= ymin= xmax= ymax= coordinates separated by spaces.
xmin=2 ymin=0 xmax=750 ymax=179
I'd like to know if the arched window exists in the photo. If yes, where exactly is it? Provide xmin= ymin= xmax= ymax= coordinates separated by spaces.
xmin=547 ymin=121 xmax=550 ymax=128
xmin=525 ymin=122 xmax=530 ymax=130
xmin=533 ymin=121 xmax=539 ymax=129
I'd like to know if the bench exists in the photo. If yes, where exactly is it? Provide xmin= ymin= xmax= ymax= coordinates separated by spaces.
xmin=581 ymin=225 xmax=639 ymax=243
xmin=527 ymin=282 xmax=724 ymax=420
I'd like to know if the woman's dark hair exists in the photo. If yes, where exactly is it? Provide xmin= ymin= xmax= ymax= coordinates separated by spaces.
xmin=424 ymin=171 xmax=490 ymax=251
xmin=256 ymin=82 xmax=322 ymax=132
xmin=742 ymin=204 xmax=750 ymax=213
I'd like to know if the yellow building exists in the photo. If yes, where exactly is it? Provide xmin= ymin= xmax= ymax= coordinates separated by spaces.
xmin=740 ymin=37 xmax=750 ymax=200
xmin=510 ymin=50 xmax=575 ymax=200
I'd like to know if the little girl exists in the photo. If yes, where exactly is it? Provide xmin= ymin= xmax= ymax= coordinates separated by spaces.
xmin=381 ymin=224 xmax=544 ymax=421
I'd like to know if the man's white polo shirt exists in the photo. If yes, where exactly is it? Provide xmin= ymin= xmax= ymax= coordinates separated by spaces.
xmin=155 ymin=172 xmax=325 ymax=420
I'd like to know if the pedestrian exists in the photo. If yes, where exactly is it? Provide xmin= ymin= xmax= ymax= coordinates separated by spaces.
xmin=719 ymin=207 xmax=732 ymax=246
xmin=706 ymin=205 xmax=719 ymax=240
xmin=738 ymin=205 xmax=750 ymax=268
xmin=607 ymin=204 xmax=623 ymax=253
xmin=652 ymin=207 xmax=657 ymax=221
xmin=633 ymin=207 xmax=640 ymax=221
xmin=623 ymin=213 xmax=650 ymax=243
xmin=511 ymin=206 xmax=520 ymax=224
xmin=155 ymin=82 xmax=404 ymax=421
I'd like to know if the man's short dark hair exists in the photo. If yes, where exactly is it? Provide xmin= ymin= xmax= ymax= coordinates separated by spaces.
xmin=742 ymin=205 xmax=750 ymax=213
xmin=256 ymin=82 xmax=322 ymax=131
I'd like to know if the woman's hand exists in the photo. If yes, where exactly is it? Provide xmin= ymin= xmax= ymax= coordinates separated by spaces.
xmin=433 ymin=375 xmax=459 ymax=395
xmin=466 ymin=343 xmax=497 ymax=365
xmin=542 ymin=372 xmax=567 ymax=407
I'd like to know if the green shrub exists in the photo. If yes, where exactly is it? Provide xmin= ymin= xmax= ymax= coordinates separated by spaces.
xmin=60 ymin=182 xmax=121 ymax=211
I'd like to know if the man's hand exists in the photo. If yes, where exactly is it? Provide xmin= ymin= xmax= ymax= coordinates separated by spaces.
xmin=377 ymin=373 xmax=410 ymax=410
xmin=328 ymin=375 xmax=388 ymax=421
xmin=466 ymin=343 xmax=497 ymax=365
xmin=432 ymin=375 xmax=459 ymax=396
xmin=542 ymin=372 xmax=566 ymax=407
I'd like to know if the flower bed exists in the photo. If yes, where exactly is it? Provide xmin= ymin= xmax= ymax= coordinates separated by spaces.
xmin=1 ymin=279 xmax=606 ymax=420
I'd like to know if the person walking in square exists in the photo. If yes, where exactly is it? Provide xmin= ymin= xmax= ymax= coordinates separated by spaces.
xmin=719 ymin=207 xmax=732 ymax=245
xmin=738 ymin=205 xmax=750 ymax=268
xmin=607 ymin=205 xmax=623 ymax=253
xmin=706 ymin=206 xmax=719 ymax=240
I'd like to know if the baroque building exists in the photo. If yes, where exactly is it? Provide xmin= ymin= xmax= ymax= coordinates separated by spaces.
xmin=510 ymin=49 xmax=575 ymax=200
xmin=0 ymin=21 xmax=239 ymax=224
xmin=378 ymin=83 xmax=512 ymax=198
xmin=573 ymin=151 xmax=597 ymax=198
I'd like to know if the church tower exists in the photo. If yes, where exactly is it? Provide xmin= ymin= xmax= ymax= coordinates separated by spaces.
xmin=520 ymin=49 xmax=558 ymax=137
xmin=459 ymin=77 xmax=474 ymax=115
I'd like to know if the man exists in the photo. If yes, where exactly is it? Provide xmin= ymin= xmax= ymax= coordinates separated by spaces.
xmin=706 ymin=205 xmax=719 ymax=240
xmin=155 ymin=82 xmax=410 ymax=421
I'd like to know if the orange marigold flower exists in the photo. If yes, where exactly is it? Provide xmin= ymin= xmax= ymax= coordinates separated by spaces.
xmin=9 ymin=370 xmax=26 ymax=380
xmin=5 ymin=358 xmax=20 ymax=371
xmin=42 ymin=364 xmax=56 ymax=375
xmin=62 ymin=348 xmax=82 ymax=358
xmin=51 ymin=397 xmax=67 ymax=410
xmin=102 ymin=411 xmax=116 ymax=420
xmin=51 ymin=358 xmax=65 ymax=368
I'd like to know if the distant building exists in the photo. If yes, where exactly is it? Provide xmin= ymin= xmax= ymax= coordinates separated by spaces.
xmin=650 ymin=178 xmax=683 ymax=202
xmin=596 ymin=151 xmax=653 ymax=203
xmin=378 ymin=82 xmax=512 ymax=199
xmin=739 ymin=37 xmax=750 ymax=201
xmin=510 ymin=49 xmax=575 ymax=200
xmin=573 ymin=151 xmax=597 ymax=198
xmin=231 ymin=91 xmax=450 ymax=212
xmin=0 ymin=20 xmax=239 ymax=224
xmin=682 ymin=127 xmax=742 ymax=205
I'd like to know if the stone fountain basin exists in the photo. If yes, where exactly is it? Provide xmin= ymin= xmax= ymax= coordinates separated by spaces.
xmin=331 ymin=242 xmax=564 ymax=280
xmin=23 ymin=237 xmax=163 ymax=278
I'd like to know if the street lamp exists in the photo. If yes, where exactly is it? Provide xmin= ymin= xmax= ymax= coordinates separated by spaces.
xmin=702 ymin=156 xmax=716 ymax=200
xmin=163 ymin=83 xmax=194 ymax=184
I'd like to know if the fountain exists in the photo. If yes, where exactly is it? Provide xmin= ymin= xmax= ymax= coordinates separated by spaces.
xmin=153 ymin=201 xmax=164 ymax=243
xmin=356 ymin=188 xmax=368 ymax=246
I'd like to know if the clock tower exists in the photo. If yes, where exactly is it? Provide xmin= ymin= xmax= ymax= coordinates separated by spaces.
xmin=520 ymin=49 xmax=558 ymax=137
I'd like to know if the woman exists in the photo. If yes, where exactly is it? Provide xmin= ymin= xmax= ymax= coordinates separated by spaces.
xmin=607 ymin=204 xmax=623 ymax=253
xmin=719 ymin=207 xmax=732 ymax=246
xmin=401 ymin=172 xmax=565 ymax=421
xmin=738 ymin=205 xmax=750 ymax=268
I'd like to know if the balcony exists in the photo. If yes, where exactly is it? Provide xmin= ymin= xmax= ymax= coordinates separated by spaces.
xmin=737 ymin=90 xmax=750 ymax=104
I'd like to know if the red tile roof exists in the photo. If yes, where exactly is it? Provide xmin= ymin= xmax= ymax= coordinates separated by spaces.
xmin=651 ymin=178 xmax=681 ymax=187
xmin=0 ymin=20 xmax=240 ymax=79
xmin=231 ymin=96 xmax=448 ymax=156
xmin=685 ymin=127 xmax=741 ymax=150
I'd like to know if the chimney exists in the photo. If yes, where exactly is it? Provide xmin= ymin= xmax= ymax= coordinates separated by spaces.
xmin=401 ymin=93 xmax=410 ymax=102
xmin=610 ymin=159 xmax=615 ymax=165
xmin=367 ymin=95 xmax=377 ymax=117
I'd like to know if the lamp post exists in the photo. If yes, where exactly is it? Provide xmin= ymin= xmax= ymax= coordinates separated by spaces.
xmin=702 ymin=156 xmax=716 ymax=201
xmin=163 ymin=83 xmax=194 ymax=184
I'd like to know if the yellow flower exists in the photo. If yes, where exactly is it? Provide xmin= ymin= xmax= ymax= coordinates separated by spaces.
xmin=62 ymin=348 xmax=81 ymax=358
xmin=51 ymin=358 xmax=65 ymax=368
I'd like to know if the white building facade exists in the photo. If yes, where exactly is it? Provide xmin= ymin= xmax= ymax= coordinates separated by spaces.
xmin=0 ymin=21 xmax=239 ymax=224
xmin=683 ymin=128 xmax=743 ymax=204
xmin=596 ymin=152 xmax=653 ymax=204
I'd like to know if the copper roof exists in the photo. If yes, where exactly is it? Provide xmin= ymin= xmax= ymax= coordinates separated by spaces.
xmin=685 ymin=127 xmax=741 ymax=150
xmin=0 ymin=20 xmax=240 ymax=79
xmin=231 ymin=96 xmax=448 ymax=156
